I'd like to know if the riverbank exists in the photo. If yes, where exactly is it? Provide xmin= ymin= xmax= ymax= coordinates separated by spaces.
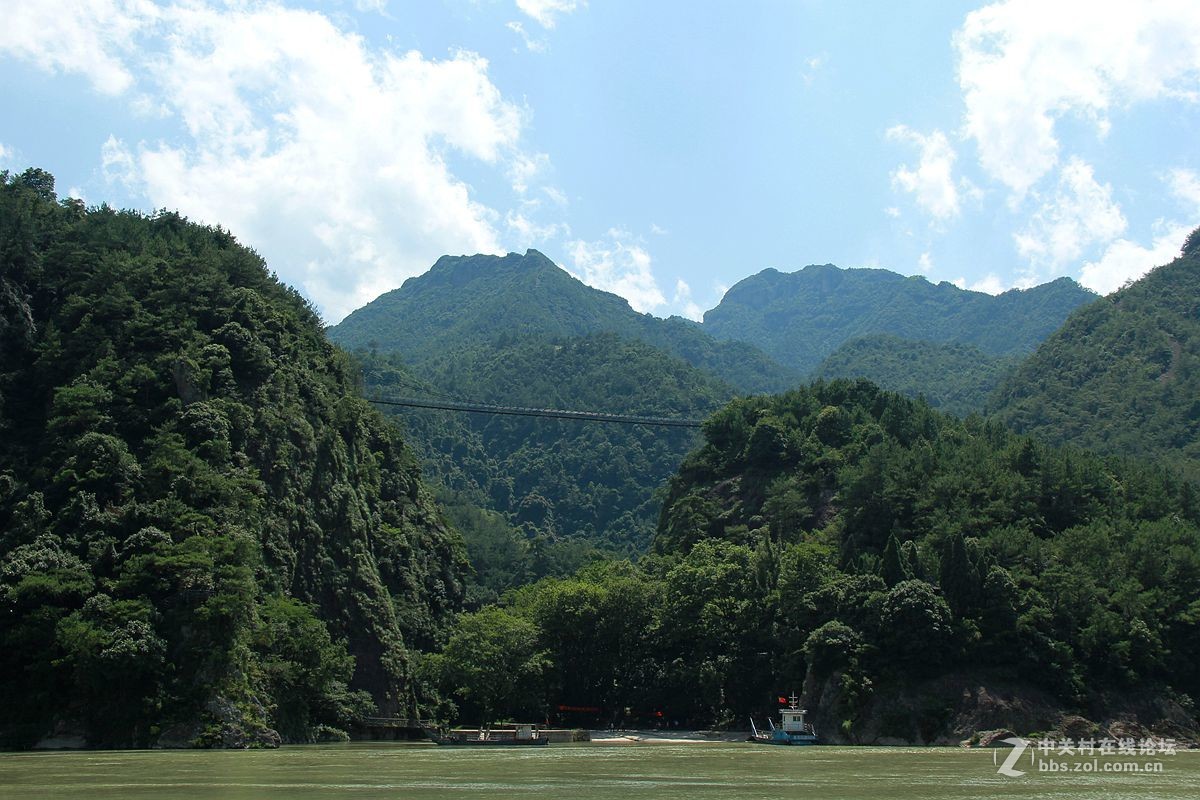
xmin=587 ymin=730 xmax=750 ymax=744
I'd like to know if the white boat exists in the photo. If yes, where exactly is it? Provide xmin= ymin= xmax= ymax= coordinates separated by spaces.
xmin=748 ymin=694 xmax=818 ymax=746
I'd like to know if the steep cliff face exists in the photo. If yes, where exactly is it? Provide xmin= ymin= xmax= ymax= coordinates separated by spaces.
xmin=0 ymin=170 xmax=466 ymax=748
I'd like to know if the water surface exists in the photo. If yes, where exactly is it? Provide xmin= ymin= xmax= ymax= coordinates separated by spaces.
xmin=1 ymin=742 xmax=1195 ymax=799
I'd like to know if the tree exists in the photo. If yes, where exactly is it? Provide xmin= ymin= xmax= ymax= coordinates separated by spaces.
xmin=441 ymin=607 xmax=548 ymax=724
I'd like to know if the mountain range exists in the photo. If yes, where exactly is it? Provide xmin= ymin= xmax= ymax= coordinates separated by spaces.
xmin=4 ymin=168 xmax=1198 ymax=748
xmin=703 ymin=263 xmax=1096 ymax=374
xmin=328 ymin=250 xmax=1099 ymax=558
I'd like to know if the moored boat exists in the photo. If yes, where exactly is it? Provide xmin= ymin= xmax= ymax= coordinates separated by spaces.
xmin=426 ymin=723 xmax=550 ymax=746
xmin=748 ymin=694 xmax=818 ymax=745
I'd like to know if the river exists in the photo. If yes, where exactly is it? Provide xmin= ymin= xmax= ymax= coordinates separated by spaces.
xmin=1 ymin=742 xmax=1196 ymax=799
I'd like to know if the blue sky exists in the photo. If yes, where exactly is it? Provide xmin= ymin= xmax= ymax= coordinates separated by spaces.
xmin=2 ymin=1 xmax=1199 ymax=322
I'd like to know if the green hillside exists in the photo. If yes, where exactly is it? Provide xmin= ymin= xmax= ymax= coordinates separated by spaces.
xmin=355 ymin=332 xmax=731 ymax=557
xmin=703 ymin=264 xmax=1095 ymax=374
xmin=815 ymin=334 xmax=1018 ymax=416
xmin=328 ymin=250 xmax=795 ymax=395
xmin=436 ymin=380 xmax=1200 ymax=740
xmin=0 ymin=170 xmax=466 ymax=748
xmin=990 ymin=232 xmax=1200 ymax=474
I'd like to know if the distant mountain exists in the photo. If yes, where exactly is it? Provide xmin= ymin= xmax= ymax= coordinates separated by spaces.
xmin=702 ymin=264 xmax=1096 ymax=374
xmin=330 ymin=250 xmax=795 ymax=394
xmin=814 ymin=335 xmax=1018 ymax=417
xmin=990 ymin=230 xmax=1200 ymax=473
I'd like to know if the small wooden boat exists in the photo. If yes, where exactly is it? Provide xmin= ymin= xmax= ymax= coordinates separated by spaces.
xmin=427 ymin=723 xmax=550 ymax=747
xmin=748 ymin=694 xmax=818 ymax=746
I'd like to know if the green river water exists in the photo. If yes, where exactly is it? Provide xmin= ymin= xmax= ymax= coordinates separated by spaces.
xmin=1 ymin=742 xmax=1196 ymax=800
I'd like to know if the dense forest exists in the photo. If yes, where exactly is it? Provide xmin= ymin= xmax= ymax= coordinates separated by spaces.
xmin=435 ymin=381 xmax=1200 ymax=742
xmin=703 ymin=265 xmax=1094 ymax=373
xmin=0 ymin=170 xmax=467 ymax=749
xmin=814 ymin=334 xmax=1017 ymax=416
xmin=991 ymin=235 xmax=1200 ymax=478
xmin=3 ymin=166 xmax=1197 ymax=750
xmin=356 ymin=332 xmax=729 ymax=558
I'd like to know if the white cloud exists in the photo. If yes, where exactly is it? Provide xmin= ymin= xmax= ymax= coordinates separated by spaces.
xmin=0 ymin=142 xmax=12 ymax=164
xmin=542 ymin=186 xmax=568 ymax=206
xmin=1013 ymin=157 xmax=1127 ymax=271
xmin=650 ymin=223 xmax=668 ymax=235
xmin=506 ymin=20 xmax=546 ymax=53
xmin=955 ymin=0 xmax=1200 ymax=196
xmin=3 ymin=2 xmax=546 ymax=323
xmin=567 ymin=229 xmax=666 ymax=313
xmin=948 ymin=274 xmax=1007 ymax=293
xmin=1079 ymin=222 xmax=1189 ymax=294
xmin=884 ymin=206 xmax=901 ymax=219
xmin=886 ymin=126 xmax=973 ymax=220
xmin=505 ymin=210 xmax=567 ymax=245
xmin=917 ymin=252 xmax=933 ymax=274
xmin=1167 ymin=168 xmax=1200 ymax=214
xmin=672 ymin=279 xmax=703 ymax=322
xmin=969 ymin=273 xmax=1006 ymax=294
xmin=515 ymin=0 xmax=584 ymax=29
xmin=0 ymin=0 xmax=158 ymax=95
xmin=508 ymin=151 xmax=551 ymax=195
xmin=801 ymin=54 xmax=825 ymax=86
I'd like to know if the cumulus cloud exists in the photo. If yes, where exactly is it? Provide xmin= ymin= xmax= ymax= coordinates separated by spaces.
xmin=955 ymin=0 xmax=1200 ymax=197
xmin=515 ymin=0 xmax=584 ymax=29
xmin=1013 ymin=157 xmax=1127 ymax=271
xmin=0 ymin=0 xmax=158 ymax=95
xmin=969 ymin=274 xmax=1007 ymax=294
xmin=886 ymin=126 xmax=975 ymax=221
xmin=0 ymin=142 xmax=12 ymax=164
xmin=0 ymin=1 xmax=550 ymax=322
xmin=567 ymin=229 xmax=666 ymax=313
xmin=1079 ymin=223 xmax=1189 ymax=294
xmin=917 ymin=252 xmax=933 ymax=274
xmin=671 ymin=279 xmax=703 ymax=322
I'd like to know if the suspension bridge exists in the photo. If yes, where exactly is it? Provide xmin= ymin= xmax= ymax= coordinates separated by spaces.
xmin=367 ymin=396 xmax=705 ymax=428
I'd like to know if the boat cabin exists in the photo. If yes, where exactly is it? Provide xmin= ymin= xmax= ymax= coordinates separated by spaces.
xmin=780 ymin=707 xmax=809 ymax=734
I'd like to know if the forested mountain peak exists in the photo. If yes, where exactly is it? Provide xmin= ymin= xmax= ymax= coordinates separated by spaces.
xmin=408 ymin=249 xmax=583 ymax=295
xmin=990 ymin=231 xmax=1200 ymax=473
xmin=702 ymin=263 xmax=1095 ymax=374
xmin=330 ymin=251 xmax=795 ymax=394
